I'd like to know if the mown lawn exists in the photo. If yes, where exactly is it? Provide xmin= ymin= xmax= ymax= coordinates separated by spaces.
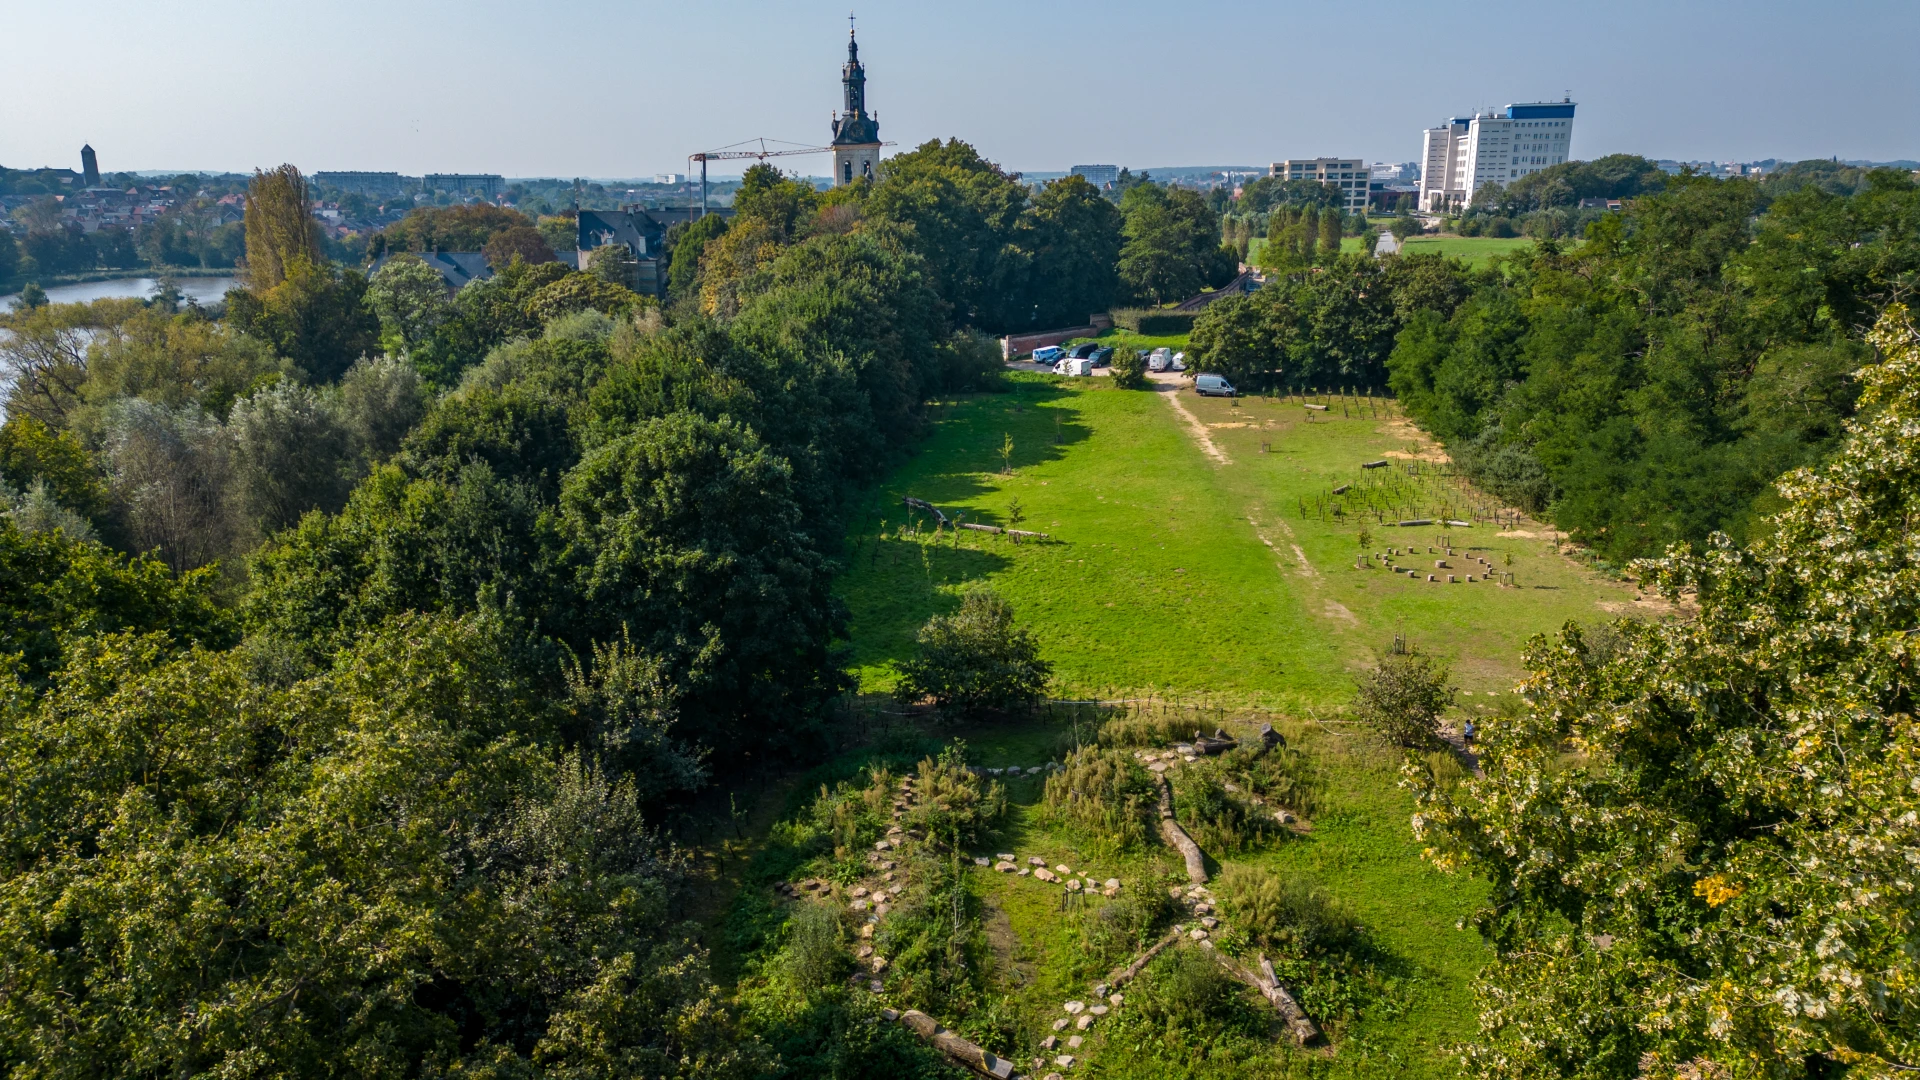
xmin=732 ymin=372 xmax=1647 ymax=1077
xmin=1395 ymin=236 xmax=1537 ymax=266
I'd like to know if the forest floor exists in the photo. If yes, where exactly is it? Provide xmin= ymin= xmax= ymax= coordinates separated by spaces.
xmin=706 ymin=372 xmax=1646 ymax=1078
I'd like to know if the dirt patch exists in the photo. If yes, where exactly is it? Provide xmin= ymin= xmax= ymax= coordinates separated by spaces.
xmin=1207 ymin=422 xmax=1254 ymax=429
xmin=1249 ymin=515 xmax=1315 ymax=578
xmin=1497 ymin=529 xmax=1568 ymax=541
xmin=1598 ymin=594 xmax=1687 ymax=619
xmin=983 ymin=901 xmax=1031 ymax=985
xmin=1377 ymin=417 xmax=1452 ymax=462
xmin=1321 ymin=599 xmax=1358 ymax=623
xmin=1157 ymin=386 xmax=1231 ymax=465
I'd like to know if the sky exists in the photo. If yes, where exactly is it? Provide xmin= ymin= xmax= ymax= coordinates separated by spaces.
xmin=3 ymin=0 xmax=1915 ymax=179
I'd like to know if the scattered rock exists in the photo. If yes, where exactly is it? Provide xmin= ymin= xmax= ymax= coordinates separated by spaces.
xmin=995 ymin=861 xmax=1017 ymax=873
xmin=1093 ymin=983 xmax=1110 ymax=997
xmin=1075 ymin=1014 xmax=1094 ymax=1030
xmin=1066 ymin=879 xmax=1083 ymax=892
xmin=1109 ymin=994 xmax=1124 ymax=1006
xmin=1067 ymin=1035 xmax=1083 ymax=1049
xmin=1063 ymin=1000 xmax=1085 ymax=1014
xmin=1054 ymin=1056 xmax=1076 ymax=1068
xmin=1055 ymin=865 xmax=1071 ymax=875
xmin=973 ymin=856 xmax=990 ymax=867
xmin=851 ymin=886 xmax=869 ymax=898
xmin=1201 ymin=917 xmax=1218 ymax=929
xmin=881 ymin=1007 xmax=899 ymax=1021
xmin=869 ymin=979 xmax=883 ymax=992
xmin=1052 ymin=1018 xmax=1069 ymax=1031
xmin=1105 ymin=878 xmax=1120 ymax=890
xmin=1028 ymin=856 xmax=1046 ymax=866
xmin=1188 ymin=928 xmax=1208 ymax=940
xmin=997 ymin=853 xmax=1015 ymax=862
xmin=1089 ymin=1005 xmax=1109 ymax=1016
xmin=872 ymin=957 xmax=889 ymax=972
xmin=1148 ymin=762 xmax=1169 ymax=774
xmin=1040 ymin=1036 xmax=1058 ymax=1051
xmin=858 ymin=944 xmax=873 ymax=958
xmin=873 ymin=841 xmax=891 ymax=852
xmin=850 ymin=900 xmax=870 ymax=912
xmin=1018 ymin=868 xmax=1032 ymax=876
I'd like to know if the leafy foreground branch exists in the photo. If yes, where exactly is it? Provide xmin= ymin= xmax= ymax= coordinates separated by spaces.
xmin=1411 ymin=306 xmax=1920 ymax=1079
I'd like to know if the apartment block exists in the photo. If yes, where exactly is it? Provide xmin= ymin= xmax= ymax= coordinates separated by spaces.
xmin=1269 ymin=158 xmax=1369 ymax=215
xmin=1418 ymin=100 xmax=1576 ymax=212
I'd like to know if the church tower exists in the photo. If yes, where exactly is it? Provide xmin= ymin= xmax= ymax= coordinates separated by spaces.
xmin=80 ymin=144 xmax=100 ymax=188
xmin=829 ymin=24 xmax=880 ymax=187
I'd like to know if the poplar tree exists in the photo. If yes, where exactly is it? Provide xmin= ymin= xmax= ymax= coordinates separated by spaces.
xmin=242 ymin=164 xmax=322 ymax=291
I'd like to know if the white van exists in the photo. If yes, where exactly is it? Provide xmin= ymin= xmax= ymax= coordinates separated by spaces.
xmin=1031 ymin=345 xmax=1063 ymax=363
xmin=1194 ymin=374 xmax=1237 ymax=397
xmin=1148 ymin=347 xmax=1172 ymax=372
xmin=1053 ymin=356 xmax=1093 ymax=377
xmin=1170 ymin=351 xmax=1187 ymax=372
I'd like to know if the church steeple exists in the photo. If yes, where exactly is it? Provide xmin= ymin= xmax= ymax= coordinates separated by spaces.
xmin=830 ymin=16 xmax=881 ymax=187
xmin=841 ymin=23 xmax=866 ymax=119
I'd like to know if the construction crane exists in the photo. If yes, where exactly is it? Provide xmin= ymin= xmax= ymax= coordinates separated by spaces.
xmin=689 ymin=139 xmax=829 ymax=217
xmin=687 ymin=136 xmax=894 ymax=215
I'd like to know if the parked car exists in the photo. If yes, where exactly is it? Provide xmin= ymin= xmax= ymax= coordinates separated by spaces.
xmin=1068 ymin=342 xmax=1100 ymax=359
xmin=1194 ymin=373 xmax=1237 ymax=397
xmin=1053 ymin=357 xmax=1094 ymax=376
xmin=1148 ymin=347 xmax=1172 ymax=372
xmin=1090 ymin=347 xmax=1113 ymax=367
xmin=1031 ymin=345 xmax=1063 ymax=363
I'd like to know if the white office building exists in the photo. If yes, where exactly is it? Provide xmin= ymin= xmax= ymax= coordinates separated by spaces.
xmin=1418 ymin=100 xmax=1576 ymax=212
xmin=1269 ymin=158 xmax=1369 ymax=215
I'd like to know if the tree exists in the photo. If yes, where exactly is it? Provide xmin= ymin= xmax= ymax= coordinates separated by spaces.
xmin=1350 ymin=645 xmax=1453 ymax=748
xmin=1117 ymin=184 xmax=1236 ymax=305
xmin=864 ymin=139 xmax=1029 ymax=329
xmin=337 ymin=354 xmax=427 ymax=463
xmin=365 ymin=251 xmax=452 ymax=353
xmin=226 ymin=380 xmax=356 ymax=539
xmin=559 ymin=412 xmax=848 ymax=757
xmin=482 ymin=224 xmax=555 ymax=268
xmin=586 ymin=243 xmax=640 ymax=290
xmin=241 ymin=164 xmax=323 ymax=292
xmin=523 ymin=270 xmax=647 ymax=325
xmin=1019 ymin=175 xmax=1123 ymax=328
xmin=0 ymin=231 xmax=19 ymax=290
xmin=1411 ymin=306 xmax=1920 ymax=1079
xmin=894 ymin=588 xmax=1051 ymax=717
xmin=666 ymin=214 xmax=728 ymax=300
xmin=371 ymin=204 xmax=536 ymax=256
xmin=225 ymin=260 xmax=380 ymax=383
xmin=100 ymin=400 xmax=236 ymax=572
xmin=0 ymin=414 xmax=109 ymax=523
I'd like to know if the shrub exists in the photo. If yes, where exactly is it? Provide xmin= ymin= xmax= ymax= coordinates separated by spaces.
xmin=1351 ymin=648 xmax=1454 ymax=748
xmin=1038 ymin=747 xmax=1158 ymax=853
xmin=1110 ymin=308 xmax=1197 ymax=334
xmin=1214 ymin=864 xmax=1356 ymax=955
xmin=904 ymin=745 xmax=1007 ymax=849
xmin=1130 ymin=947 xmax=1260 ymax=1034
xmin=1219 ymin=742 xmax=1319 ymax=818
xmin=1097 ymin=710 xmax=1205 ymax=748
xmin=894 ymin=589 xmax=1051 ymax=718
xmin=1109 ymin=347 xmax=1149 ymax=390
xmin=1174 ymin=769 xmax=1278 ymax=854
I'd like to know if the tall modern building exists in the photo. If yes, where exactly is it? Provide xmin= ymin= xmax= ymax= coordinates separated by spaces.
xmin=1070 ymin=164 xmax=1120 ymax=189
xmin=1418 ymin=100 xmax=1576 ymax=212
xmin=1269 ymin=158 xmax=1369 ymax=215
xmin=80 ymin=144 xmax=100 ymax=187
xmin=830 ymin=26 xmax=881 ymax=187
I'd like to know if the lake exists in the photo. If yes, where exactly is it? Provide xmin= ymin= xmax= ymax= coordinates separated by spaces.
xmin=3 ymin=276 xmax=240 ymax=309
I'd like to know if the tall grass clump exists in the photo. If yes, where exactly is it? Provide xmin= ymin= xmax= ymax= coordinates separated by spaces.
xmin=1218 ymin=742 xmax=1319 ymax=818
xmin=1174 ymin=770 xmax=1280 ymax=854
xmin=1038 ymin=747 xmax=1159 ymax=854
xmin=1098 ymin=710 xmax=1207 ymax=749
xmin=904 ymin=745 xmax=1006 ymax=849
xmin=1213 ymin=865 xmax=1356 ymax=955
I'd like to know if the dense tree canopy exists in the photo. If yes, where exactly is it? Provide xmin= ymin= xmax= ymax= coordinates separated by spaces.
xmin=1413 ymin=306 xmax=1920 ymax=1079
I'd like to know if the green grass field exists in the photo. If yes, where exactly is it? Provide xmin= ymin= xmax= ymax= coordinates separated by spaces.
xmin=1395 ymin=236 xmax=1537 ymax=266
xmin=716 ymin=373 xmax=1647 ymax=1077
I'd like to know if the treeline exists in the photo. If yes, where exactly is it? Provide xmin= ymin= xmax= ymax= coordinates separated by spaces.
xmin=0 ymin=150 xmax=1027 ymax=1076
xmin=1191 ymin=167 xmax=1920 ymax=563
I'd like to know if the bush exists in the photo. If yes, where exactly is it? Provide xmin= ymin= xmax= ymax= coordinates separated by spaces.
xmin=895 ymin=589 xmax=1051 ymax=717
xmin=1109 ymin=347 xmax=1149 ymax=390
xmin=1214 ymin=864 xmax=1356 ymax=955
xmin=1174 ymin=769 xmax=1278 ymax=854
xmin=904 ymin=745 xmax=1007 ymax=849
xmin=1351 ymin=648 xmax=1454 ymax=748
xmin=1129 ymin=947 xmax=1261 ymax=1035
xmin=1038 ymin=747 xmax=1158 ymax=853
xmin=1110 ymin=308 xmax=1197 ymax=334
xmin=1219 ymin=742 xmax=1319 ymax=817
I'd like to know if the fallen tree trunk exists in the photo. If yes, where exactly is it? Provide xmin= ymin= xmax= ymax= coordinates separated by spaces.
xmin=1203 ymin=949 xmax=1320 ymax=1045
xmin=891 ymin=1009 xmax=1015 ymax=1078
xmin=1157 ymin=776 xmax=1209 ymax=883
xmin=1106 ymin=927 xmax=1184 ymax=987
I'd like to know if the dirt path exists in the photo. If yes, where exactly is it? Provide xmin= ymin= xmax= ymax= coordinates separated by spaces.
xmin=1152 ymin=379 xmax=1231 ymax=465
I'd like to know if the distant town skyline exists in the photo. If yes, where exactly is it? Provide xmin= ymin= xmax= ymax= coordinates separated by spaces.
xmin=3 ymin=0 xmax=1913 ymax=178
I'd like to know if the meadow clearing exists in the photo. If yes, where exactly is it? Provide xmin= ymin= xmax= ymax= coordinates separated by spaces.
xmin=719 ymin=370 xmax=1649 ymax=1078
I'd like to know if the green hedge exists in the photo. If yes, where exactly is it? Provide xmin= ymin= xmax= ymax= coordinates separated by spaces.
xmin=1110 ymin=308 xmax=1196 ymax=335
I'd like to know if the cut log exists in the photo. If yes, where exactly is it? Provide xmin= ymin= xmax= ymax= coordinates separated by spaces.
xmin=1361 ymin=460 xmax=1389 ymax=469
xmin=958 ymin=522 xmax=1002 ymax=534
xmin=1304 ymin=403 xmax=1329 ymax=411
xmin=897 ymin=1010 xmax=1015 ymax=1077
xmin=1156 ymin=776 xmax=1209 ymax=883
xmin=1106 ymin=927 xmax=1184 ymax=987
xmin=1205 ymin=951 xmax=1320 ymax=1045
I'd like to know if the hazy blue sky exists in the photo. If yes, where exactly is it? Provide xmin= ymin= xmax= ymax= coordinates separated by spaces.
xmin=4 ymin=0 xmax=1914 ymax=178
